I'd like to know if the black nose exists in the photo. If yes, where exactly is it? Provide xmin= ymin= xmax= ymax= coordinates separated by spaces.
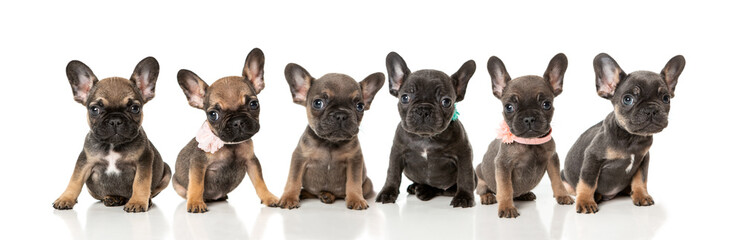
xmin=641 ymin=107 xmax=659 ymax=116
xmin=414 ymin=106 xmax=433 ymax=118
xmin=523 ymin=117 xmax=536 ymax=125
xmin=230 ymin=118 xmax=246 ymax=128
xmin=331 ymin=112 xmax=349 ymax=121
xmin=107 ymin=117 xmax=123 ymax=127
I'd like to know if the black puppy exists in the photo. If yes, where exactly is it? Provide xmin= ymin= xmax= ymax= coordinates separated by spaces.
xmin=561 ymin=53 xmax=685 ymax=214
xmin=376 ymin=52 xmax=476 ymax=208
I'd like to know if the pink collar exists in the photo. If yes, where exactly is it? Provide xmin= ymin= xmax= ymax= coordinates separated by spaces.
xmin=195 ymin=121 xmax=225 ymax=153
xmin=496 ymin=120 xmax=552 ymax=145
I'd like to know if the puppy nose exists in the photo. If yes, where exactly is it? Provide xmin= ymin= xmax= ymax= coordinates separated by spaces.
xmin=641 ymin=107 xmax=660 ymax=116
xmin=523 ymin=117 xmax=536 ymax=125
xmin=107 ymin=118 xmax=123 ymax=127
xmin=331 ymin=112 xmax=349 ymax=121
xmin=230 ymin=118 xmax=246 ymax=128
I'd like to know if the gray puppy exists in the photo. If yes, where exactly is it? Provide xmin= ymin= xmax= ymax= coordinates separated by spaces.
xmin=561 ymin=53 xmax=685 ymax=214
xmin=476 ymin=54 xmax=574 ymax=218
xmin=376 ymin=52 xmax=477 ymax=208
xmin=173 ymin=48 xmax=278 ymax=213
xmin=277 ymin=63 xmax=384 ymax=210
xmin=53 ymin=57 xmax=171 ymax=213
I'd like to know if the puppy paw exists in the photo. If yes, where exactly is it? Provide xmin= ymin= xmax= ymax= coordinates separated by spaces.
xmin=278 ymin=196 xmax=300 ymax=209
xmin=498 ymin=205 xmax=520 ymax=218
xmin=375 ymin=187 xmax=399 ymax=204
xmin=260 ymin=195 xmax=280 ymax=207
xmin=555 ymin=195 xmax=575 ymax=205
xmin=406 ymin=183 xmax=418 ymax=194
xmin=319 ymin=191 xmax=337 ymax=204
xmin=414 ymin=184 xmax=440 ymax=201
xmin=631 ymin=193 xmax=655 ymax=206
xmin=576 ymin=198 xmax=599 ymax=214
xmin=102 ymin=196 xmax=128 ymax=207
xmin=514 ymin=192 xmax=537 ymax=201
xmin=346 ymin=197 xmax=369 ymax=210
xmin=124 ymin=200 xmax=149 ymax=213
xmin=52 ymin=197 xmax=77 ymax=210
xmin=450 ymin=192 xmax=475 ymax=208
xmin=186 ymin=200 xmax=208 ymax=213
xmin=480 ymin=193 xmax=497 ymax=205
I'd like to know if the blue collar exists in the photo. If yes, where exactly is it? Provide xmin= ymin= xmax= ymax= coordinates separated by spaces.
xmin=451 ymin=104 xmax=460 ymax=122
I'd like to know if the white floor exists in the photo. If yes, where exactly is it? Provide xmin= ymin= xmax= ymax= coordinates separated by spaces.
xmin=19 ymin=177 xmax=737 ymax=240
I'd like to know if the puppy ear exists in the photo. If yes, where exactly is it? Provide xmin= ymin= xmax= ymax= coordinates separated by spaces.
xmin=177 ymin=69 xmax=209 ymax=109
xmin=385 ymin=52 xmax=410 ymax=97
xmin=487 ymin=56 xmax=511 ymax=99
xmin=66 ymin=60 xmax=99 ymax=104
xmin=660 ymin=55 xmax=685 ymax=97
xmin=543 ymin=53 xmax=568 ymax=97
xmin=243 ymin=48 xmax=265 ymax=94
xmin=593 ymin=53 xmax=625 ymax=99
xmin=284 ymin=63 xmax=314 ymax=105
xmin=130 ymin=57 xmax=159 ymax=103
xmin=359 ymin=72 xmax=385 ymax=110
xmin=451 ymin=60 xmax=476 ymax=102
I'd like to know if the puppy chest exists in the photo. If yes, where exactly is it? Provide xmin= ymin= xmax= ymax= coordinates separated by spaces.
xmin=94 ymin=149 xmax=132 ymax=176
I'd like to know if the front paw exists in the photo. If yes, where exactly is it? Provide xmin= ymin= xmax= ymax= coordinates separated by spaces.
xmin=53 ymin=197 xmax=77 ymax=210
xmin=576 ymin=198 xmax=599 ymax=214
xmin=124 ymin=200 xmax=149 ymax=213
xmin=631 ymin=193 xmax=655 ymax=206
xmin=278 ymin=196 xmax=300 ymax=209
xmin=450 ymin=192 xmax=475 ymax=208
xmin=187 ymin=200 xmax=208 ymax=213
xmin=375 ymin=187 xmax=399 ymax=204
xmin=498 ymin=204 xmax=520 ymax=218
xmin=555 ymin=195 xmax=575 ymax=205
xmin=346 ymin=197 xmax=369 ymax=210
xmin=261 ymin=194 xmax=280 ymax=207
xmin=480 ymin=193 xmax=497 ymax=205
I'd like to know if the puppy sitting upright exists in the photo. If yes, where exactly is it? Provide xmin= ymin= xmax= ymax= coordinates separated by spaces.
xmin=562 ymin=53 xmax=685 ymax=214
xmin=277 ymin=63 xmax=384 ymax=210
xmin=173 ymin=48 xmax=278 ymax=213
xmin=475 ymin=54 xmax=574 ymax=218
xmin=53 ymin=57 xmax=171 ymax=213
xmin=376 ymin=52 xmax=476 ymax=208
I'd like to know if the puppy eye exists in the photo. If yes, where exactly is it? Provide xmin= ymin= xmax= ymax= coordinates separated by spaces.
xmin=249 ymin=100 xmax=260 ymax=110
xmin=356 ymin=102 xmax=365 ymax=112
xmin=312 ymin=99 xmax=325 ymax=110
xmin=542 ymin=101 xmax=551 ymax=110
xmin=662 ymin=94 xmax=670 ymax=104
xmin=89 ymin=106 xmax=101 ymax=116
xmin=622 ymin=94 xmax=635 ymax=106
xmin=401 ymin=94 xmax=411 ymax=104
xmin=129 ymin=104 xmax=141 ymax=114
xmin=441 ymin=98 xmax=452 ymax=108
xmin=207 ymin=111 xmax=219 ymax=121
xmin=505 ymin=103 xmax=515 ymax=113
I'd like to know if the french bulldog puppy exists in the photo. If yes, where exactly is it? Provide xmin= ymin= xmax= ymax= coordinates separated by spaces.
xmin=173 ymin=48 xmax=278 ymax=213
xmin=562 ymin=53 xmax=685 ymax=214
xmin=53 ymin=57 xmax=170 ymax=213
xmin=475 ymin=54 xmax=575 ymax=218
xmin=376 ymin=52 xmax=477 ymax=208
xmin=277 ymin=63 xmax=384 ymax=210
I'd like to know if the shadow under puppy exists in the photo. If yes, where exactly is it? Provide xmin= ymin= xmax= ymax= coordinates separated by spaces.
xmin=562 ymin=53 xmax=685 ymax=214
xmin=476 ymin=54 xmax=574 ymax=218
xmin=277 ymin=63 xmax=384 ymax=210
xmin=173 ymin=48 xmax=278 ymax=213
xmin=376 ymin=52 xmax=477 ymax=208
xmin=53 ymin=57 xmax=171 ymax=213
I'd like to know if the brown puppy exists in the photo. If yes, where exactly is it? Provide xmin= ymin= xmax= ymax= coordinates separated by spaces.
xmin=53 ymin=57 xmax=171 ymax=213
xmin=277 ymin=63 xmax=384 ymax=210
xmin=173 ymin=48 xmax=278 ymax=213
xmin=476 ymin=54 xmax=574 ymax=218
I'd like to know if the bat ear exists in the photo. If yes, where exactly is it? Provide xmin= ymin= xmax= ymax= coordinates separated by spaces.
xmin=385 ymin=51 xmax=410 ymax=97
xmin=284 ymin=63 xmax=314 ymax=105
xmin=543 ymin=53 xmax=567 ymax=97
xmin=487 ymin=56 xmax=510 ymax=99
xmin=660 ymin=55 xmax=685 ymax=97
xmin=593 ymin=53 xmax=625 ymax=99
xmin=177 ymin=69 xmax=209 ymax=109
xmin=66 ymin=60 xmax=99 ymax=104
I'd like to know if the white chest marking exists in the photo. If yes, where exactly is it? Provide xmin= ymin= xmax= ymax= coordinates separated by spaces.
xmin=104 ymin=148 xmax=122 ymax=175
xmin=421 ymin=148 xmax=428 ymax=160
xmin=625 ymin=154 xmax=635 ymax=174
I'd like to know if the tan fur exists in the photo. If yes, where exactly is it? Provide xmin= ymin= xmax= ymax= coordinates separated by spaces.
xmin=630 ymin=166 xmax=654 ymax=206
xmin=237 ymin=141 xmax=279 ymax=206
xmin=605 ymin=148 xmax=627 ymax=160
xmin=546 ymin=154 xmax=574 ymax=204
xmin=208 ymin=77 xmax=254 ymax=111
xmin=495 ymin=166 xmax=517 ymax=217
xmin=53 ymin=162 xmax=95 ymax=209
xmin=126 ymin=161 xmax=152 ymax=212
xmin=186 ymin=163 xmax=208 ymax=213
xmin=575 ymin=180 xmax=599 ymax=213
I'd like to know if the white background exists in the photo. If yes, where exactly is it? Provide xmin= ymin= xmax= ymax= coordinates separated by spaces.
xmin=1 ymin=1 xmax=740 ymax=239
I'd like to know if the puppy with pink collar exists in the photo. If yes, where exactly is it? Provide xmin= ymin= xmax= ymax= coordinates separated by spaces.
xmin=475 ymin=54 xmax=575 ymax=218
